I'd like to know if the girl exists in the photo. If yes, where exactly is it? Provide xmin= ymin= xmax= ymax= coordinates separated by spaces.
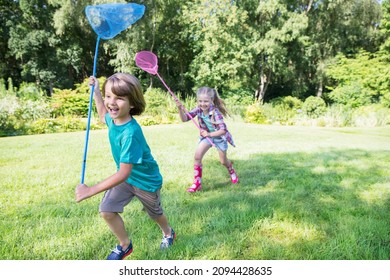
xmin=75 ymin=73 xmax=175 ymax=260
xmin=177 ymin=87 xmax=238 ymax=192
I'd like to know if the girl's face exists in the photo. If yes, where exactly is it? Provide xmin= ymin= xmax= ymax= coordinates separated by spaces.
xmin=104 ymin=86 xmax=133 ymax=124
xmin=197 ymin=93 xmax=212 ymax=114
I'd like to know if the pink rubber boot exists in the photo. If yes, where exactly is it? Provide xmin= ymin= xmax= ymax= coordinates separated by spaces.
xmin=228 ymin=163 xmax=238 ymax=184
xmin=187 ymin=164 xmax=202 ymax=192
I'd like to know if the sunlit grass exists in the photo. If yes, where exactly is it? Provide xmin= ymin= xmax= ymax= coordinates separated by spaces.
xmin=0 ymin=121 xmax=389 ymax=260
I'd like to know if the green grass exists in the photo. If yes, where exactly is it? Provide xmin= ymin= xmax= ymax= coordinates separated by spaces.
xmin=0 ymin=120 xmax=389 ymax=260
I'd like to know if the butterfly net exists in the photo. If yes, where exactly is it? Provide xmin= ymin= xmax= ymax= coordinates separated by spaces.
xmin=135 ymin=51 xmax=159 ymax=75
xmin=85 ymin=3 xmax=145 ymax=39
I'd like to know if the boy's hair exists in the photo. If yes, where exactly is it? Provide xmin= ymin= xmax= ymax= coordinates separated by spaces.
xmin=196 ymin=87 xmax=230 ymax=117
xmin=102 ymin=73 xmax=146 ymax=116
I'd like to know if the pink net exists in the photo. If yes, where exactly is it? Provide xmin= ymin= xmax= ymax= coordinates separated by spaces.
xmin=135 ymin=51 xmax=158 ymax=75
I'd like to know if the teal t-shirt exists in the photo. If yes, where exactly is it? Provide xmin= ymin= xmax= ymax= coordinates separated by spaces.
xmin=200 ymin=112 xmax=215 ymax=132
xmin=105 ymin=113 xmax=162 ymax=192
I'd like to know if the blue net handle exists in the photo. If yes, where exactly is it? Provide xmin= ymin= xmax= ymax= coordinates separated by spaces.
xmin=85 ymin=3 xmax=145 ymax=39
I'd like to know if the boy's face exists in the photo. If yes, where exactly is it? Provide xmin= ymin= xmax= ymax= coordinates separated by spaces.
xmin=104 ymin=86 xmax=133 ymax=124
xmin=197 ymin=93 xmax=212 ymax=114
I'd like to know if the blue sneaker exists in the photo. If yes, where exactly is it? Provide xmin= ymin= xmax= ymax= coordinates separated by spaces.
xmin=160 ymin=228 xmax=176 ymax=249
xmin=107 ymin=242 xmax=133 ymax=260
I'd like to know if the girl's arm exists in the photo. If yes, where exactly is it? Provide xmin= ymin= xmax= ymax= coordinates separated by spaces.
xmin=200 ymin=129 xmax=226 ymax=138
xmin=75 ymin=163 xmax=132 ymax=203
xmin=177 ymin=105 xmax=188 ymax=122
xmin=89 ymin=76 xmax=107 ymax=123
xmin=174 ymin=98 xmax=188 ymax=122
xmin=199 ymin=109 xmax=227 ymax=138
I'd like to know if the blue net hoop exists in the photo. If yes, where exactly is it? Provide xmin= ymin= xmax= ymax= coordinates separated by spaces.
xmin=85 ymin=3 xmax=145 ymax=39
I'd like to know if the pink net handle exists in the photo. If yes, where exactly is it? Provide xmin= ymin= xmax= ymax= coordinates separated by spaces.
xmin=135 ymin=51 xmax=158 ymax=75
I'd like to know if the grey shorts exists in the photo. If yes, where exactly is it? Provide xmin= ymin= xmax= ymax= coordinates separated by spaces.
xmin=200 ymin=136 xmax=228 ymax=151
xmin=99 ymin=182 xmax=164 ymax=219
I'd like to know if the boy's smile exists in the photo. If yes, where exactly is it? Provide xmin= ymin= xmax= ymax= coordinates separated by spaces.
xmin=104 ymin=88 xmax=132 ymax=124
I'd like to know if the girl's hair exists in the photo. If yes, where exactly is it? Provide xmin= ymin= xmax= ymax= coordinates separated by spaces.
xmin=196 ymin=87 xmax=230 ymax=117
xmin=102 ymin=73 xmax=146 ymax=116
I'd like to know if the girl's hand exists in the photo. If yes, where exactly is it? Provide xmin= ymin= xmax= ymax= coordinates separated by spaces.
xmin=200 ymin=130 xmax=210 ymax=138
xmin=174 ymin=97 xmax=183 ymax=109
xmin=75 ymin=183 xmax=93 ymax=203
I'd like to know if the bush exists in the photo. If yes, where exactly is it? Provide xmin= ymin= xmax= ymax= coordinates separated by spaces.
xmin=0 ymin=96 xmax=52 ymax=136
xmin=302 ymin=96 xmax=327 ymax=118
xmin=327 ymin=82 xmax=373 ymax=108
xmin=319 ymin=104 xmax=353 ymax=127
xmin=17 ymin=82 xmax=46 ymax=101
xmin=224 ymin=91 xmax=254 ymax=118
xmin=143 ymin=88 xmax=184 ymax=125
xmin=51 ymin=88 xmax=90 ymax=117
xmin=244 ymin=103 xmax=267 ymax=124
xmin=270 ymin=96 xmax=303 ymax=110
xmin=352 ymin=105 xmax=390 ymax=127
xmin=261 ymin=103 xmax=298 ymax=125
xmin=26 ymin=116 xmax=104 ymax=135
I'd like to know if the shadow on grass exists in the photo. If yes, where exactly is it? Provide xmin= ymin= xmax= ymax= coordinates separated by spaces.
xmin=155 ymin=148 xmax=390 ymax=260
xmin=7 ymin=148 xmax=388 ymax=260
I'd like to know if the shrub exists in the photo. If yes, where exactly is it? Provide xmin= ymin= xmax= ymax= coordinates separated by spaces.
xmin=51 ymin=88 xmax=90 ymax=117
xmin=352 ymin=105 xmax=390 ymax=127
xmin=302 ymin=96 xmax=327 ymax=118
xmin=17 ymin=82 xmax=46 ymax=101
xmin=244 ymin=103 xmax=267 ymax=124
xmin=319 ymin=104 xmax=353 ymax=127
xmin=224 ymin=91 xmax=254 ymax=118
xmin=143 ymin=88 xmax=184 ymax=124
xmin=0 ymin=96 xmax=51 ymax=136
xmin=0 ymin=96 xmax=20 ymax=135
xmin=261 ymin=103 xmax=298 ymax=125
xmin=270 ymin=96 xmax=303 ymax=110
xmin=327 ymin=82 xmax=373 ymax=108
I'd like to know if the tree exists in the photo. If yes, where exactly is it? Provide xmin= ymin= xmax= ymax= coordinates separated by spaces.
xmin=8 ymin=0 xmax=60 ymax=94
xmin=0 ymin=0 xmax=22 ymax=87
xmin=180 ymin=0 xmax=254 ymax=96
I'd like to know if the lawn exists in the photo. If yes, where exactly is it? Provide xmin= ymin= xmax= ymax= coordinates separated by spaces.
xmin=0 ymin=120 xmax=389 ymax=260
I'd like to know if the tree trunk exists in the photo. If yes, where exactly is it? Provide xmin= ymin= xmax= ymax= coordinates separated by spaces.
xmin=316 ymin=79 xmax=323 ymax=97
xmin=305 ymin=0 xmax=314 ymax=15
xmin=255 ymin=69 xmax=270 ymax=103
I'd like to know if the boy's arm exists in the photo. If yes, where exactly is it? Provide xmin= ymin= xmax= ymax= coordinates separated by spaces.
xmin=75 ymin=163 xmax=132 ymax=203
xmin=90 ymin=76 xmax=107 ymax=123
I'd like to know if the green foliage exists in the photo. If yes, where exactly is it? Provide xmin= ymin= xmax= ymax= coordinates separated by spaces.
xmin=51 ymin=88 xmax=89 ymax=118
xmin=25 ymin=116 xmax=103 ymax=135
xmin=17 ymin=82 xmax=46 ymax=101
xmin=270 ymin=96 xmax=303 ymax=110
xmin=352 ymin=104 xmax=390 ymax=127
xmin=142 ymin=87 xmax=197 ymax=125
xmin=302 ymin=96 xmax=327 ymax=118
xmin=50 ymin=76 xmax=106 ymax=119
xmin=224 ymin=89 xmax=254 ymax=117
xmin=0 ymin=95 xmax=51 ymax=136
xmin=0 ymin=95 xmax=20 ymax=136
xmin=0 ymin=0 xmax=387 ymax=103
xmin=318 ymin=105 xmax=353 ymax=127
xmin=260 ymin=103 xmax=299 ymax=126
xmin=325 ymin=51 xmax=390 ymax=108
xmin=328 ymin=82 xmax=373 ymax=108
xmin=244 ymin=104 xmax=267 ymax=124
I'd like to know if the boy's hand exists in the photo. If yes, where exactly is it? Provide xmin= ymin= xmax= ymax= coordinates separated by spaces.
xmin=88 ymin=76 xmax=98 ymax=87
xmin=75 ymin=183 xmax=93 ymax=203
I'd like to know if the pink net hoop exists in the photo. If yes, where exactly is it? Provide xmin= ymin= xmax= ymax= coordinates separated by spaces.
xmin=135 ymin=51 xmax=158 ymax=75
